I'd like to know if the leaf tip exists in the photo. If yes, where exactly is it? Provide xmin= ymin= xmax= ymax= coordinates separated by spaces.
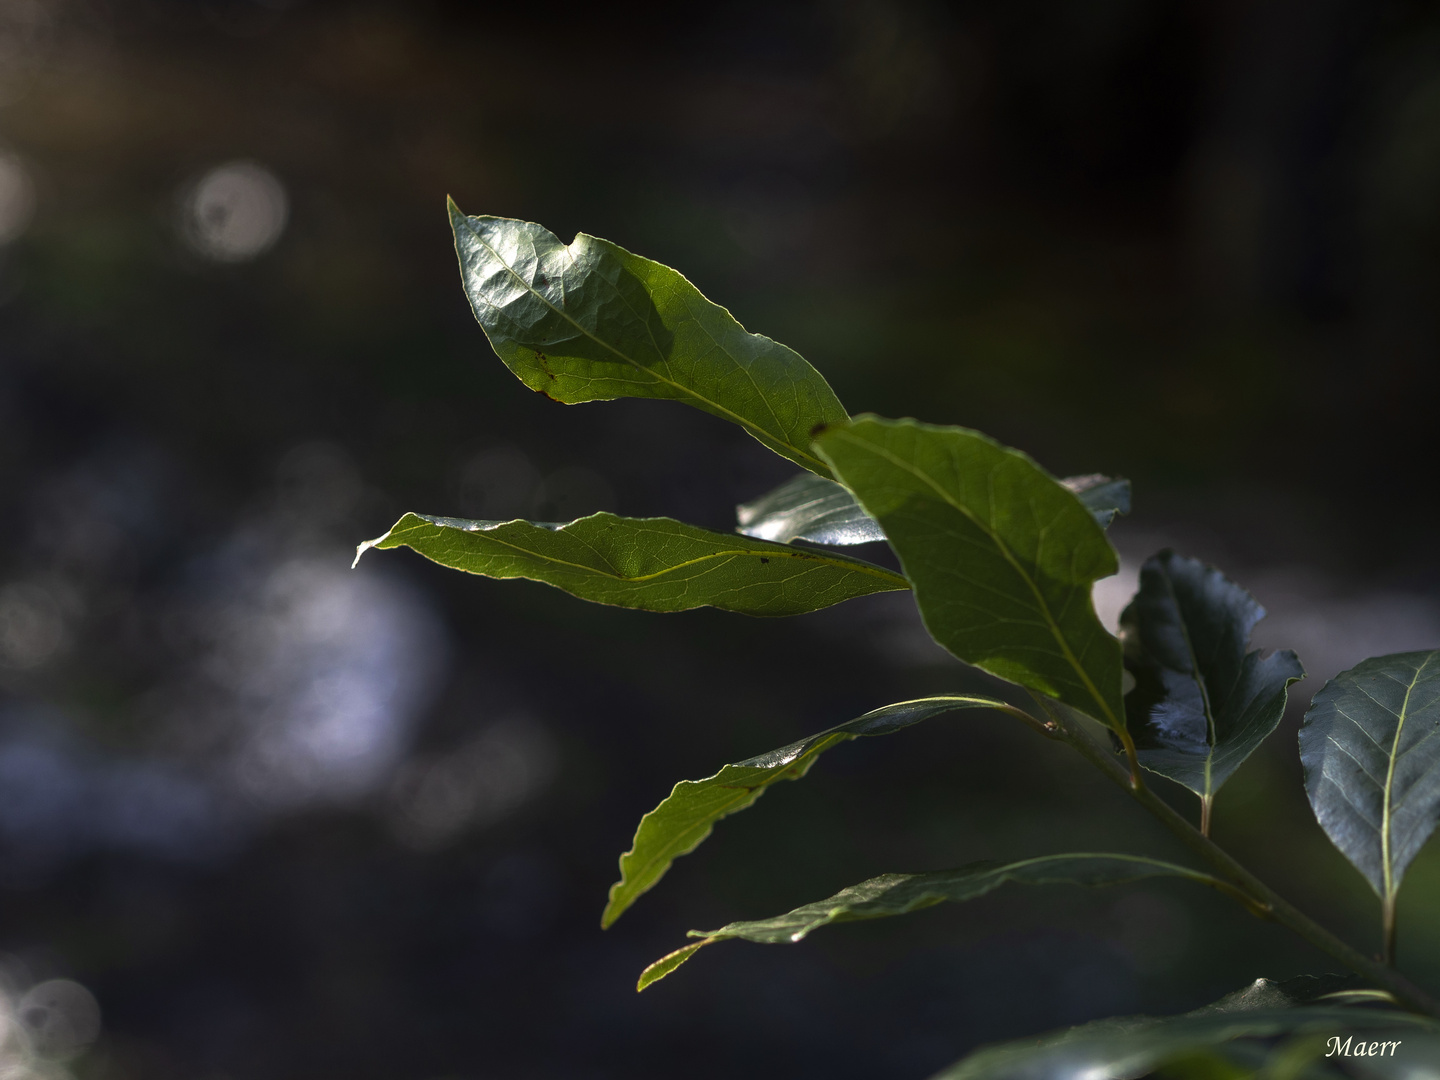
xmin=351 ymin=531 xmax=390 ymax=569
xmin=636 ymin=939 xmax=713 ymax=992
xmin=600 ymin=890 xmax=626 ymax=930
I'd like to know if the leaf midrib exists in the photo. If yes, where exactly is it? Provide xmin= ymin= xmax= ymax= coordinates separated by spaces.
xmin=827 ymin=426 xmax=1119 ymax=727
xmin=456 ymin=213 xmax=834 ymax=474
xmin=1382 ymin=653 xmax=1436 ymax=903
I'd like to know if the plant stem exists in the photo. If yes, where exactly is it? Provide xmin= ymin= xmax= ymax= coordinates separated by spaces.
xmin=1052 ymin=713 xmax=1438 ymax=1018
xmin=1115 ymin=724 xmax=1144 ymax=788
xmin=1384 ymin=894 xmax=1397 ymax=968
xmin=1200 ymin=794 xmax=1213 ymax=838
xmin=992 ymin=702 xmax=1062 ymax=740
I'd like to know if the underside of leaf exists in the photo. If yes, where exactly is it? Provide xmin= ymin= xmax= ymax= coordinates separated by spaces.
xmin=637 ymin=854 xmax=1228 ymax=990
xmin=1121 ymin=550 xmax=1304 ymax=804
xmin=735 ymin=471 xmax=1131 ymax=548
xmin=735 ymin=472 xmax=886 ymax=545
xmin=356 ymin=511 xmax=908 ymax=616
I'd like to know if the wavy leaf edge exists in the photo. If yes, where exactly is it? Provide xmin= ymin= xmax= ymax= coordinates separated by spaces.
xmin=602 ymin=694 xmax=1020 ymax=929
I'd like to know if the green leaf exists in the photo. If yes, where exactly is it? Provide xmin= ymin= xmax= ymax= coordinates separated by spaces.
xmin=1060 ymin=473 xmax=1132 ymax=527
xmin=1121 ymin=550 xmax=1304 ymax=803
xmin=736 ymin=472 xmax=886 ymax=546
xmin=638 ymin=854 xmax=1231 ymax=989
xmin=933 ymin=975 xmax=1439 ymax=1080
xmin=449 ymin=204 xmax=849 ymax=476
xmin=735 ymin=471 xmax=1130 ymax=547
xmin=636 ymin=941 xmax=711 ymax=992
xmin=603 ymin=694 xmax=1020 ymax=928
xmin=814 ymin=416 xmax=1125 ymax=729
xmin=1300 ymin=651 xmax=1440 ymax=907
xmin=355 ymin=512 xmax=908 ymax=616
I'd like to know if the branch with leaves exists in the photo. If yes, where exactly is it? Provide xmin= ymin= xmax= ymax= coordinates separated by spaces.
xmin=357 ymin=208 xmax=1440 ymax=1076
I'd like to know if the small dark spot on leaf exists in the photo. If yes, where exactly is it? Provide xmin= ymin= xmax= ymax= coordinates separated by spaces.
xmin=809 ymin=422 xmax=829 ymax=438
xmin=537 ymin=274 xmax=548 ymax=286
xmin=760 ymin=557 xmax=769 ymax=564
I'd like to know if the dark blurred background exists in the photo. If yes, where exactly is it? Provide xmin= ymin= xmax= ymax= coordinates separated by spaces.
xmin=2 ymin=1 xmax=1440 ymax=1077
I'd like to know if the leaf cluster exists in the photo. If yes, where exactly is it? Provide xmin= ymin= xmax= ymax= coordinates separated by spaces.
xmin=358 ymin=208 xmax=1440 ymax=1076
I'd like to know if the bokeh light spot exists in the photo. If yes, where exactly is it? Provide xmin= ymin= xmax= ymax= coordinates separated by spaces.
xmin=0 ymin=153 xmax=34 ymax=245
xmin=181 ymin=161 xmax=288 ymax=262
xmin=16 ymin=980 xmax=99 ymax=1061
xmin=0 ymin=582 xmax=64 ymax=670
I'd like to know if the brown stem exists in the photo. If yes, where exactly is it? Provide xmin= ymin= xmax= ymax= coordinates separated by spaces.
xmin=1200 ymin=793 xmax=1213 ymax=839
xmin=1049 ymin=711 xmax=1438 ymax=1018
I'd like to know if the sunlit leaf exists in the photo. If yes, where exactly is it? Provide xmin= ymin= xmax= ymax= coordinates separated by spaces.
xmin=814 ymin=416 xmax=1125 ymax=729
xmin=638 ymin=854 xmax=1228 ymax=988
xmin=1122 ymin=550 xmax=1304 ymax=806
xmin=636 ymin=941 xmax=711 ymax=992
xmin=933 ymin=975 xmax=1439 ymax=1080
xmin=603 ymin=694 xmax=1019 ymax=928
xmin=355 ymin=512 xmax=908 ymax=616
xmin=736 ymin=471 xmax=1130 ymax=548
xmin=1300 ymin=651 xmax=1440 ymax=910
xmin=450 ymin=204 xmax=848 ymax=476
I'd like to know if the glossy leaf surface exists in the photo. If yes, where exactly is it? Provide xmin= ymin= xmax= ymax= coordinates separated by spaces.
xmin=736 ymin=472 xmax=885 ymax=545
xmin=1122 ymin=550 xmax=1304 ymax=800
xmin=450 ymin=205 xmax=848 ymax=476
xmin=356 ymin=512 xmax=908 ymax=616
xmin=603 ymin=694 xmax=1017 ymax=928
xmin=1300 ymin=651 xmax=1440 ymax=901
xmin=638 ymin=854 xmax=1222 ymax=988
xmin=935 ymin=975 xmax=1438 ymax=1080
xmin=815 ymin=416 xmax=1125 ymax=729
xmin=735 ymin=471 xmax=1130 ymax=547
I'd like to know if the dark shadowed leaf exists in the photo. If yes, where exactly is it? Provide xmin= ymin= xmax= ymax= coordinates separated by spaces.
xmin=814 ymin=416 xmax=1125 ymax=729
xmin=736 ymin=472 xmax=1129 ymax=547
xmin=1121 ymin=550 xmax=1304 ymax=803
xmin=1300 ymin=651 xmax=1440 ymax=906
xmin=932 ymin=975 xmax=1438 ymax=1079
xmin=603 ymin=694 xmax=1020 ymax=928
xmin=638 ymin=854 xmax=1230 ymax=988
xmin=450 ymin=205 xmax=848 ymax=476
xmin=355 ymin=512 xmax=908 ymax=616
xmin=1060 ymin=473 xmax=1132 ymax=527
